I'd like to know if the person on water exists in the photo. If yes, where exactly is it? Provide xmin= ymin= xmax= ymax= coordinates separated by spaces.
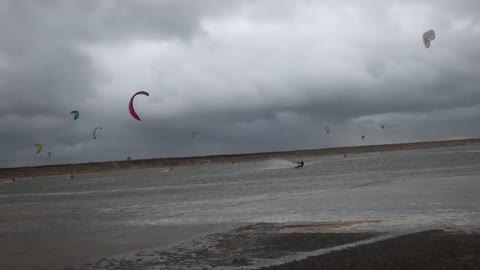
xmin=295 ymin=160 xmax=304 ymax=169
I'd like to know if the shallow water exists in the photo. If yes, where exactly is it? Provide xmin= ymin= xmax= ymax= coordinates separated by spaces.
xmin=1 ymin=145 xmax=480 ymax=269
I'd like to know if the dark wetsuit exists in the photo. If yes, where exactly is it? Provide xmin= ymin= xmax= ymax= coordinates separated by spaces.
xmin=295 ymin=161 xmax=304 ymax=169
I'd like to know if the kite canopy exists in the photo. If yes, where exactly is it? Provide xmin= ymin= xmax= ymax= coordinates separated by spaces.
xmin=93 ymin=127 xmax=103 ymax=140
xmin=423 ymin=29 xmax=435 ymax=48
xmin=129 ymin=91 xmax=149 ymax=121
xmin=71 ymin=110 xmax=79 ymax=120
xmin=35 ymin=144 xmax=42 ymax=154
xmin=324 ymin=126 xmax=330 ymax=134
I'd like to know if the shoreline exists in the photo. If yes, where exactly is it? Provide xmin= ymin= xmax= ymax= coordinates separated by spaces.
xmin=2 ymin=138 xmax=480 ymax=179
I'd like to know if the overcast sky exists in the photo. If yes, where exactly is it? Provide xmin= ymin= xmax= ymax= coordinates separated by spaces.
xmin=1 ymin=0 xmax=480 ymax=167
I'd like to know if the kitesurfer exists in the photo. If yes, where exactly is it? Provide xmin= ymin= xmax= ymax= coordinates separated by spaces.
xmin=295 ymin=160 xmax=304 ymax=169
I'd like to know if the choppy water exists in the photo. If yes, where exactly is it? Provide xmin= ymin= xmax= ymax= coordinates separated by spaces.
xmin=1 ymin=145 xmax=480 ymax=269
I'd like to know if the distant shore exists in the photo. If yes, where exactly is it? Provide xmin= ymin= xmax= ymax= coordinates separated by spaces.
xmin=2 ymin=138 xmax=480 ymax=179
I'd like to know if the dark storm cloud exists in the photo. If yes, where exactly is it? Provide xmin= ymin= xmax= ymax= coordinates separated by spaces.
xmin=1 ymin=0 xmax=480 ymax=167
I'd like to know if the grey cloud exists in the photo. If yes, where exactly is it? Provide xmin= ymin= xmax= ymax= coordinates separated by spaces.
xmin=2 ymin=0 xmax=240 ymax=45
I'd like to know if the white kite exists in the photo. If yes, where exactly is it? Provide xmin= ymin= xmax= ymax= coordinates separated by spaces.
xmin=423 ymin=29 xmax=436 ymax=48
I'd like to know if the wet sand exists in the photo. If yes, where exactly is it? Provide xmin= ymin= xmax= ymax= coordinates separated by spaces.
xmin=263 ymin=229 xmax=480 ymax=270
xmin=71 ymin=222 xmax=480 ymax=270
